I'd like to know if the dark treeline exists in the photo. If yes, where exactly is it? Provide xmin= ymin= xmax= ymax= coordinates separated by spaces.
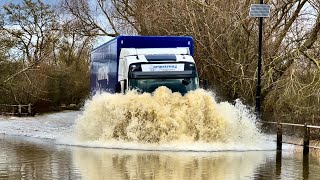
xmin=0 ymin=0 xmax=319 ymax=129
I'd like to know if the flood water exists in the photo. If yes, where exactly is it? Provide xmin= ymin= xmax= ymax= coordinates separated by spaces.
xmin=1 ymin=135 xmax=320 ymax=180
xmin=0 ymin=98 xmax=320 ymax=180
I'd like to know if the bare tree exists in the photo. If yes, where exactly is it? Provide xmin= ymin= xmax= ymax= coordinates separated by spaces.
xmin=22 ymin=0 xmax=319 ymax=123
xmin=80 ymin=0 xmax=320 ymax=124
xmin=0 ymin=0 xmax=91 ymax=108
xmin=61 ymin=0 xmax=120 ymax=36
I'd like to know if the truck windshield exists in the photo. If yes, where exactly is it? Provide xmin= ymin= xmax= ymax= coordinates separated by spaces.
xmin=129 ymin=78 xmax=199 ymax=95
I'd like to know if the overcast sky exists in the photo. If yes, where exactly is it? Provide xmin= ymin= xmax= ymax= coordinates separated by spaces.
xmin=0 ymin=0 xmax=23 ymax=5
xmin=0 ymin=0 xmax=57 ymax=6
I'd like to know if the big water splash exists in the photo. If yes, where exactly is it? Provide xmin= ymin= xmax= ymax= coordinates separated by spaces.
xmin=73 ymin=87 xmax=271 ymax=151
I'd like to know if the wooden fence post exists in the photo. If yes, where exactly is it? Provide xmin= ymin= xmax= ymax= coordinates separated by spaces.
xmin=303 ymin=123 xmax=310 ymax=155
xmin=28 ymin=104 xmax=32 ymax=115
xmin=18 ymin=105 xmax=22 ymax=117
xmin=277 ymin=122 xmax=282 ymax=151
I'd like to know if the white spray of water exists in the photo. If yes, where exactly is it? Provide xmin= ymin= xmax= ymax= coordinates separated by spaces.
xmin=73 ymin=87 xmax=273 ymax=151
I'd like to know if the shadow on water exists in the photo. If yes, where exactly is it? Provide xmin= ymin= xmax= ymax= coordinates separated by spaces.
xmin=1 ymin=135 xmax=320 ymax=180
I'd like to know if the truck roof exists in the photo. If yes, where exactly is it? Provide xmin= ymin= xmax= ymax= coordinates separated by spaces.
xmin=92 ymin=36 xmax=194 ymax=56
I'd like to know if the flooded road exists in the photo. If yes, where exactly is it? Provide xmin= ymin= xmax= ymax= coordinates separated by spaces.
xmin=1 ymin=135 xmax=320 ymax=180
xmin=1 ymin=111 xmax=320 ymax=179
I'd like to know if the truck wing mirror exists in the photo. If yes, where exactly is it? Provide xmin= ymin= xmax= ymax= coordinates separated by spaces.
xmin=123 ymin=79 xmax=127 ymax=93
xmin=115 ymin=82 xmax=121 ymax=93
xmin=117 ymin=79 xmax=127 ymax=94
xmin=116 ymin=79 xmax=127 ymax=94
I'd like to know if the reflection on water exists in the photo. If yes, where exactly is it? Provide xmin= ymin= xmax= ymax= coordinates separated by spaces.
xmin=0 ymin=135 xmax=79 ymax=180
xmin=1 ymin=135 xmax=320 ymax=180
xmin=73 ymin=148 xmax=267 ymax=180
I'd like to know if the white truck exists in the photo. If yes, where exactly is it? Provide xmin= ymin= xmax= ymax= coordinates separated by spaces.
xmin=90 ymin=36 xmax=200 ymax=95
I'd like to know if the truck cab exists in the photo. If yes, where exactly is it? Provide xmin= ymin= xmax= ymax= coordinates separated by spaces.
xmin=90 ymin=36 xmax=199 ymax=95
xmin=118 ymin=47 xmax=198 ymax=95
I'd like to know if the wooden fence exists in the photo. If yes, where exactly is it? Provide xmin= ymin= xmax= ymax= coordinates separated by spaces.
xmin=261 ymin=121 xmax=320 ymax=154
xmin=0 ymin=104 xmax=35 ymax=116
